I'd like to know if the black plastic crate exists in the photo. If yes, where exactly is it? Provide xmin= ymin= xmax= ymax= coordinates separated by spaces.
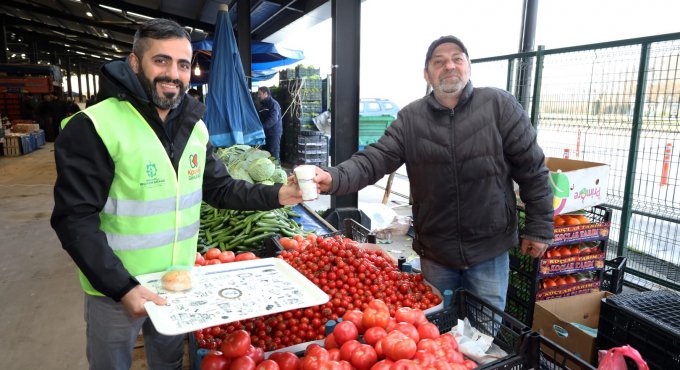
xmin=426 ymin=289 xmax=531 ymax=369
xmin=599 ymin=257 xmax=626 ymax=294
xmin=597 ymin=291 xmax=680 ymax=370
xmin=343 ymin=218 xmax=377 ymax=243
xmin=525 ymin=332 xmax=596 ymax=370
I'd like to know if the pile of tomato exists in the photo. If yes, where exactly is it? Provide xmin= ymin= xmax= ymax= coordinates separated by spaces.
xmin=195 ymin=234 xmax=442 ymax=353
xmin=201 ymin=299 xmax=477 ymax=370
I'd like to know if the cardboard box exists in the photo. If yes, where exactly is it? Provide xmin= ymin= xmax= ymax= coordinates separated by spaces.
xmin=532 ymin=291 xmax=613 ymax=365
xmin=546 ymin=157 xmax=609 ymax=215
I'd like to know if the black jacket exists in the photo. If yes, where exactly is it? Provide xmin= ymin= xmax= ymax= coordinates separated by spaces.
xmin=326 ymin=82 xmax=554 ymax=269
xmin=258 ymin=96 xmax=282 ymax=135
xmin=51 ymin=58 xmax=282 ymax=301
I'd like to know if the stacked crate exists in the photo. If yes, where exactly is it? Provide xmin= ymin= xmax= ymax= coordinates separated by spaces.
xmin=505 ymin=206 xmax=623 ymax=326
xmin=597 ymin=290 xmax=680 ymax=370
xmin=279 ymin=66 xmax=327 ymax=166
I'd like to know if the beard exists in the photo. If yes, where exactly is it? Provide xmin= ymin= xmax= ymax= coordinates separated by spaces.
xmin=137 ymin=67 xmax=186 ymax=110
xmin=434 ymin=75 xmax=466 ymax=95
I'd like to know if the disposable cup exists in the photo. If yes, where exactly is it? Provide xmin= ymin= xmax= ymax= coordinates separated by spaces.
xmin=293 ymin=165 xmax=318 ymax=201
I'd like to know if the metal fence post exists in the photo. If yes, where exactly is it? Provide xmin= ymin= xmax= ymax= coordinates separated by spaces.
xmin=530 ymin=45 xmax=545 ymax=128
xmin=617 ymin=42 xmax=650 ymax=256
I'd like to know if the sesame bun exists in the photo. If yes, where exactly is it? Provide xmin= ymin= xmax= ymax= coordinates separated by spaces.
xmin=161 ymin=269 xmax=192 ymax=292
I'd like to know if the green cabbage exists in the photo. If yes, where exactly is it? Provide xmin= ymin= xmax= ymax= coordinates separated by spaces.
xmin=248 ymin=157 xmax=276 ymax=182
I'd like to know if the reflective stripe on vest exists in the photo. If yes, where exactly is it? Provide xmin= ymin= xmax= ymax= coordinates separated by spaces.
xmin=62 ymin=98 xmax=209 ymax=296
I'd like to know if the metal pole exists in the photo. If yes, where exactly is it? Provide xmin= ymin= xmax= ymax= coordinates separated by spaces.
xmin=617 ymin=43 xmax=650 ymax=256
xmin=0 ymin=16 xmax=7 ymax=63
xmin=515 ymin=0 xmax=538 ymax=109
xmin=76 ymin=60 xmax=83 ymax=102
xmin=237 ymin=0 xmax=252 ymax=89
xmin=330 ymin=0 xmax=361 ymax=209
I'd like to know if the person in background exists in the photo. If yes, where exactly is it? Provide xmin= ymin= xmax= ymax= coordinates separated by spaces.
xmin=51 ymin=18 xmax=303 ymax=370
xmin=314 ymin=35 xmax=554 ymax=310
xmin=86 ymin=95 xmax=97 ymax=107
xmin=257 ymin=86 xmax=283 ymax=162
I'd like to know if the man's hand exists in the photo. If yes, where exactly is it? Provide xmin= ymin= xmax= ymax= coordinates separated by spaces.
xmin=120 ymin=284 xmax=167 ymax=318
xmin=520 ymin=238 xmax=549 ymax=259
xmin=277 ymin=177 xmax=303 ymax=205
xmin=315 ymin=167 xmax=333 ymax=193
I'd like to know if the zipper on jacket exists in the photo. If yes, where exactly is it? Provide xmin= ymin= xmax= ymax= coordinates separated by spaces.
xmin=450 ymin=109 xmax=469 ymax=269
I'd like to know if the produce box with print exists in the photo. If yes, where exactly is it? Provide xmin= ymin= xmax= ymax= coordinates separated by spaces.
xmin=533 ymin=291 xmax=614 ymax=366
xmin=546 ymin=157 xmax=609 ymax=215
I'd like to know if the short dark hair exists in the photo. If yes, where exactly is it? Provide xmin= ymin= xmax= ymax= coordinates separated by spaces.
xmin=258 ymin=86 xmax=271 ymax=95
xmin=132 ymin=18 xmax=191 ymax=57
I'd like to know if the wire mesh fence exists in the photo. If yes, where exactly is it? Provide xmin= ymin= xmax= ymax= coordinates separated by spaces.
xmin=472 ymin=33 xmax=680 ymax=291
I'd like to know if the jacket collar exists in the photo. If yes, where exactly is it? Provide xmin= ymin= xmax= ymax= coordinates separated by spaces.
xmin=426 ymin=80 xmax=474 ymax=112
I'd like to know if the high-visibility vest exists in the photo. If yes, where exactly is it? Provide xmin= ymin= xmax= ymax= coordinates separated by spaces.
xmin=62 ymin=98 xmax=208 ymax=296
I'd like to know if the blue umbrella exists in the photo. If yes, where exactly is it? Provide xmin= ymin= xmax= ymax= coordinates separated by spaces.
xmin=203 ymin=8 xmax=265 ymax=147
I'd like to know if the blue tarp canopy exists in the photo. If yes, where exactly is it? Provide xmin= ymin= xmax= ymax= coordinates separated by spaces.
xmin=202 ymin=10 xmax=265 ymax=147
xmin=191 ymin=40 xmax=304 ymax=83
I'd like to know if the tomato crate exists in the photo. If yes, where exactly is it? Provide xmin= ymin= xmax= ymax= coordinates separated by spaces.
xmin=343 ymin=218 xmax=377 ymax=244
xmin=597 ymin=290 xmax=680 ymax=370
xmin=426 ymin=289 xmax=533 ymax=369
xmin=525 ymin=332 xmax=596 ymax=370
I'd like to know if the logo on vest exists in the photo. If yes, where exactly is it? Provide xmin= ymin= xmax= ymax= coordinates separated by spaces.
xmin=187 ymin=153 xmax=201 ymax=180
xmin=140 ymin=160 xmax=166 ymax=188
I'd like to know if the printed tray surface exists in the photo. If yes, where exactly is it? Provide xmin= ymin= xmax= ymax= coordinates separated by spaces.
xmin=138 ymin=258 xmax=329 ymax=335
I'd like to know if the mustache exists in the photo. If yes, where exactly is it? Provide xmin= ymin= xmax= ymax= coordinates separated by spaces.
xmin=153 ymin=76 xmax=184 ymax=88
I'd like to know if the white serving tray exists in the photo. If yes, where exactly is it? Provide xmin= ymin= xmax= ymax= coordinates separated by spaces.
xmin=138 ymin=258 xmax=329 ymax=335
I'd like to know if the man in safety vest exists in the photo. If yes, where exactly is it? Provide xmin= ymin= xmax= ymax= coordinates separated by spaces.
xmin=51 ymin=18 xmax=305 ymax=369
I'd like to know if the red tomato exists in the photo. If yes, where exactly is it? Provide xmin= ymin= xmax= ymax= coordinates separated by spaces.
xmin=412 ymin=350 xmax=436 ymax=368
xmin=382 ymin=333 xmax=417 ymax=362
xmin=244 ymin=345 xmax=265 ymax=364
xmin=363 ymin=300 xmax=390 ymax=329
xmin=221 ymin=330 xmax=251 ymax=358
xmin=350 ymin=344 xmax=378 ymax=370
xmin=370 ymin=360 xmax=394 ymax=370
xmin=268 ymin=352 xmax=301 ymax=370
xmin=255 ymin=360 xmax=280 ymax=370
xmin=229 ymin=355 xmax=256 ymax=370
xmin=235 ymin=252 xmax=258 ymax=261
xmin=342 ymin=310 xmax=365 ymax=334
xmin=416 ymin=323 xmax=440 ymax=340
xmin=324 ymin=333 xmax=339 ymax=349
xmin=363 ymin=326 xmax=388 ymax=347
xmin=393 ymin=322 xmax=420 ymax=343
xmin=202 ymin=351 xmax=231 ymax=370
xmin=195 ymin=252 xmax=206 ymax=266
xmin=302 ymin=345 xmax=330 ymax=370
xmin=339 ymin=339 xmax=362 ymax=362
xmin=416 ymin=338 xmax=440 ymax=353
xmin=218 ymin=251 xmax=236 ymax=263
xmin=327 ymin=348 xmax=341 ymax=362
xmin=205 ymin=248 xmax=221 ymax=260
xmin=390 ymin=359 xmax=422 ymax=370
xmin=394 ymin=307 xmax=418 ymax=325
xmin=462 ymin=359 xmax=477 ymax=369
xmin=436 ymin=333 xmax=459 ymax=351
xmin=333 ymin=320 xmax=359 ymax=346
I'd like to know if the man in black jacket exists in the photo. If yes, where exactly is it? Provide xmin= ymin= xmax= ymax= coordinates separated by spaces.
xmin=257 ymin=86 xmax=283 ymax=161
xmin=51 ymin=18 xmax=302 ymax=369
xmin=315 ymin=36 xmax=554 ymax=310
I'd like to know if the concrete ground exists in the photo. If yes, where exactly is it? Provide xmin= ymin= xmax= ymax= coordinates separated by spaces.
xmin=0 ymin=143 xmax=414 ymax=369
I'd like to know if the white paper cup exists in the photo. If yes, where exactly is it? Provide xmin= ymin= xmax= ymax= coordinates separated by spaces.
xmin=293 ymin=165 xmax=318 ymax=201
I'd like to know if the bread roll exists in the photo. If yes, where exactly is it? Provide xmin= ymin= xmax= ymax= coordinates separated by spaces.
xmin=161 ymin=270 xmax=192 ymax=292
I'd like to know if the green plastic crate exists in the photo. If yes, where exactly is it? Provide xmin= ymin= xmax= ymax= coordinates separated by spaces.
xmin=358 ymin=114 xmax=395 ymax=148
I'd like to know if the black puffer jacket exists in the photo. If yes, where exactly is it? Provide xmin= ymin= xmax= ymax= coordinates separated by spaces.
xmin=326 ymin=82 xmax=554 ymax=269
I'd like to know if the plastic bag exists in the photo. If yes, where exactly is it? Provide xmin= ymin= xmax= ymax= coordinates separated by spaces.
xmin=597 ymin=345 xmax=649 ymax=370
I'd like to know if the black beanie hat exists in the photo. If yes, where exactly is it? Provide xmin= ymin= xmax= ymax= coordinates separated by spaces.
xmin=424 ymin=35 xmax=468 ymax=67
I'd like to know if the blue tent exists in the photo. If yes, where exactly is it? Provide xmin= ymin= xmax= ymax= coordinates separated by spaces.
xmin=191 ymin=40 xmax=304 ymax=83
xmin=203 ymin=9 xmax=265 ymax=147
